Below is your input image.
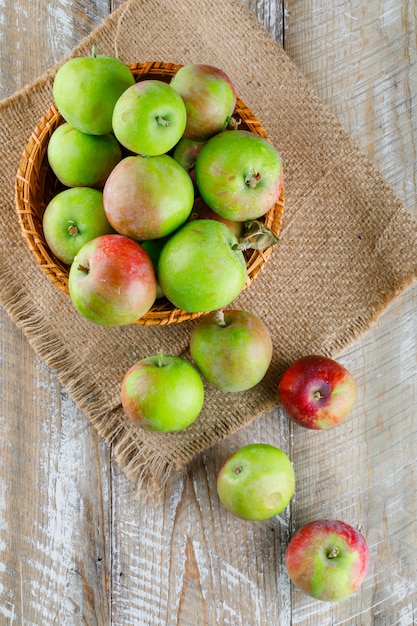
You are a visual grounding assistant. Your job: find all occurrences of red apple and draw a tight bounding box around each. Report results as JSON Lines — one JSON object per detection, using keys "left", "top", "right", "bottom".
{"left": 286, "top": 519, "right": 370, "bottom": 602}
{"left": 278, "top": 355, "right": 357, "bottom": 430}
{"left": 170, "top": 64, "right": 237, "bottom": 141}
{"left": 68, "top": 234, "right": 156, "bottom": 326}
{"left": 190, "top": 309, "right": 273, "bottom": 392}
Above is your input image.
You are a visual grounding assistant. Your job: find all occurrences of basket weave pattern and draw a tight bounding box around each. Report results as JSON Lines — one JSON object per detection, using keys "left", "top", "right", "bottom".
{"left": 15, "top": 61, "right": 284, "bottom": 326}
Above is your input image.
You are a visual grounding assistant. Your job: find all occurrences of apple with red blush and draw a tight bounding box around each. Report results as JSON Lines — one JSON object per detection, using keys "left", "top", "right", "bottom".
{"left": 286, "top": 519, "right": 370, "bottom": 602}
{"left": 170, "top": 63, "right": 237, "bottom": 141}
{"left": 278, "top": 355, "right": 357, "bottom": 430}
{"left": 68, "top": 233, "right": 156, "bottom": 326}
{"left": 190, "top": 309, "right": 272, "bottom": 392}
{"left": 173, "top": 136, "right": 206, "bottom": 171}
{"left": 103, "top": 154, "right": 194, "bottom": 240}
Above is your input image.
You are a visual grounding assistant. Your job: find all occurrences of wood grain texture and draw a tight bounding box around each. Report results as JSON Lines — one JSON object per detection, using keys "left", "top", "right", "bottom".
{"left": 0, "top": 3, "right": 113, "bottom": 624}
{"left": 284, "top": 2, "right": 417, "bottom": 623}
{"left": 0, "top": 0, "right": 416, "bottom": 624}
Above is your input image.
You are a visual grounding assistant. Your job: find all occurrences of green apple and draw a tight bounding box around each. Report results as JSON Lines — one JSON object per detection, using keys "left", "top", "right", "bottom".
{"left": 157, "top": 219, "right": 247, "bottom": 313}
{"left": 217, "top": 443, "right": 295, "bottom": 520}
{"left": 53, "top": 48, "right": 136, "bottom": 135}
{"left": 42, "top": 187, "right": 114, "bottom": 265}
{"left": 121, "top": 353, "right": 205, "bottom": 432}
{"left": 112, "top": 80, "right": 187, "bottom": 156}
{"left": 190, "top": 309, "right": 273, "bottom": 392}
{"left": 286, "top": 519, "right": 370, "bottom": 602}
{"left": 103, "top": 154, "right": 194, "bottom": 240}
{"left": 47, "top": 122, "right": 122, "bottom": 188}
{"left": 195, "top": 129, "right": 283, "bottom": 221}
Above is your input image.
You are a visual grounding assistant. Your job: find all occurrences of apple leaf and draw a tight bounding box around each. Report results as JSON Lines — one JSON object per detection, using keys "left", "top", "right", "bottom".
{"left": 233, "top": 220, "right": 280, "bottom": 251}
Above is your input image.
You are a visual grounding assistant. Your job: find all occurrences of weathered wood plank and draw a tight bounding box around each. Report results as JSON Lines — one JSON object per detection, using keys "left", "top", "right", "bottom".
{"left": 0, "top": 2, "right": 113, "bottom": 624}
{"left": 284, "top": 1, "right": 417, "bottom": 623}
{"left": 241, "top": 0, "right": 284, "bottom": 42}
{"left": 110, "top": 410, "right": 292, "bottom": 625}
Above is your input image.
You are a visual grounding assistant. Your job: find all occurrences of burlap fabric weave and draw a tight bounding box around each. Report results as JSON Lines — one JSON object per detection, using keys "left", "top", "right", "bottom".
{"left": 1, "top": 0, "right": 416, "bottom": 492}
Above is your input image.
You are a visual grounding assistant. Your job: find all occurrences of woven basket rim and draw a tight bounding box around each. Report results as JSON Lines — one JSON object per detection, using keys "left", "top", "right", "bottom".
{"left": 14, "top": 60, "right": 284, "bottom": 326}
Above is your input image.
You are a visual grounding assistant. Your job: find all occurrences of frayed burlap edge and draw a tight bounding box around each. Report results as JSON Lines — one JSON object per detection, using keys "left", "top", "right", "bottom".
{"left": 0, "top": 264, "right": 179, "bottom": 494}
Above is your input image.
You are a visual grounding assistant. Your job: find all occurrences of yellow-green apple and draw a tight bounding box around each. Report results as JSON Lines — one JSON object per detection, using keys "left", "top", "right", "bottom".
{"left": 157, "top": 219, "right": 247, "bottom": 313}
{"left": 103, "top": 154, "right": 194, "bottom": 240}
{"left": 68, "top": 234, "right": 156, "bottom": 326}
{"left": 278, "top": 355, "right": 357, "bottom": 430}
{"left": 195, "top": 129, "right": 283, "bottom": 221}
{"left": 47, "top": 122, "right": 122, "bottom": 188}
{"left": 286, "top": 519, "right": 370, "bottom": 602}
{"left": 43, "top": 187, "right": 114, "bottom": 265}
{"left": 190, "top": 309, "right": 273, "bottom": 392}
{"left": 216, "top": 443, "right": 295, "bottom": 520}
{"left": 170, "top": 64, "right": 237, "bottom": 141}
{"left": 53, "top": 49, "right": 135, "bottom": 135}
{"left": 121, "top": 353, "right": 204, "bottom": 432}
{"left": 112, "top": 80, "right": 187, "bottom": 156}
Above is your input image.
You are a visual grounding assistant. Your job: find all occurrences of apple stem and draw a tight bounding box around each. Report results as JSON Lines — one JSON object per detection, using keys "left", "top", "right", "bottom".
{"left": 68, "top": 224, "right": 79, "bottom": 237}
{"left": 244, "top": 169, "right": 262, "bottom": 189}
{"left": 313, "top": 389, "right": 324, "bottom": 400}
{"left": 157, "top": 349, "right": 166, "bottom": 367}
{"left": 226, "top": 116, "right": 241, "bottom": 130}
{"left": 156, "top": 116, "right": 170, "bottom": 127}
{"left": 77, "top": 263, "right": 89, "bottom": 275}
{"left": 214, "top": 309, "right": 227, "bottom": 327}
{"left": 92, "top": 44, "right": 97, "bottom": 58}
{"left": 327, "top": 547, "right": 339, "bottom": 559}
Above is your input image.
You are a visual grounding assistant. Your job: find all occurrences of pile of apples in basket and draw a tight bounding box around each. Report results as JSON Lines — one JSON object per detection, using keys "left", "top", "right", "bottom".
{"left": 45, "top": 50, "right": 282, "bottom": 325}
{"left": 44, "top": 49, "right": 370, "bottom": 603}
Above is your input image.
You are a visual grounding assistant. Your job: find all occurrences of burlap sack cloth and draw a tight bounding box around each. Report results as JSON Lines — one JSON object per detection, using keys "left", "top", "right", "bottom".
{"left": 1, "top": 0, "right": 416, "bottom": 492}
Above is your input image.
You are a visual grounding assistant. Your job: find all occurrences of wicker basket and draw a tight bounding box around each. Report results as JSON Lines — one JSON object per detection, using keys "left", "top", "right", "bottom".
{"left": 15, "top": 61, "right": 284, "bottom": 326}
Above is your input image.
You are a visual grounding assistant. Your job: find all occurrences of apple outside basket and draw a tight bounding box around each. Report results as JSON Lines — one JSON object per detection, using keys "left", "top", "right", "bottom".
{"left": 14, "top": 61, "right": 284, "bottom": 326}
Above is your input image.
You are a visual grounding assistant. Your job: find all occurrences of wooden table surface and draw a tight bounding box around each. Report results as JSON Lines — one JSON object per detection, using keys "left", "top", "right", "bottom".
{"left": 1, "top": 1, "right": 416, "bottom": 624}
